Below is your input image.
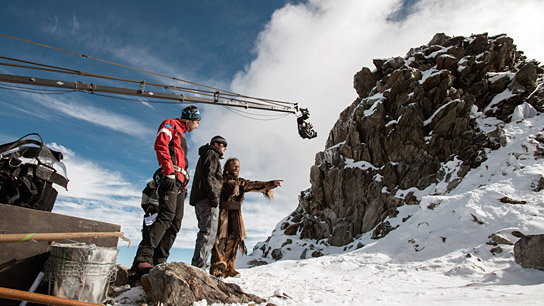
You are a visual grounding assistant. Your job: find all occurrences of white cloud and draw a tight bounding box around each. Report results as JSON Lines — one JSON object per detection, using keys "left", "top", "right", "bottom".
{"left": 47, "top": 143, "right": 142, "bottom": 244}
{"left": 110, "top": 45, "right": 181, "bottom": 83}
{"left": 72, "top": 13, "right": 80, "bottom": 33}
{"left": 0, "top": 100, "right": 53, "bottom": 121}
{"left": 191, "top": 0, "right": 544, "bottom": 248}
{"left": 51, "top": 143, "right": 140, "bottom": 201}
{"left": 45, "top": 15, "right": 60, "bottom": 34}
{"left": 137, "top": 98, "right": 156, "bottom": 110}
{"left": 29, "top": 93, "right": 155, "bottom": 138}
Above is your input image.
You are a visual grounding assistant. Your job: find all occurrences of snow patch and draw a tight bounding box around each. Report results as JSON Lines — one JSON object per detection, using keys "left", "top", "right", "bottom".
{"left": 344, "top": 158, "right": 378, "bottom": 170}
{"left": 485, "top": 88, "right": 515, "bottom": 112}
{"left": 511, "top": 102, "right": 538, "bottom": 121}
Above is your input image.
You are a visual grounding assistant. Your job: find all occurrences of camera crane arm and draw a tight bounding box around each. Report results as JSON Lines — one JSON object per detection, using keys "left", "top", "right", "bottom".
{"left": 0, "top": 72, "right": 317, "bottom": 139}
{"left": 0, "top": 34, "right": 317, "bottom": 138}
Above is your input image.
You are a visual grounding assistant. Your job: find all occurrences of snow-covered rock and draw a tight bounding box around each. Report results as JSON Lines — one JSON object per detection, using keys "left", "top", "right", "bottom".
{"left": 245, "top": 32, "right": 544, "bottom": 264}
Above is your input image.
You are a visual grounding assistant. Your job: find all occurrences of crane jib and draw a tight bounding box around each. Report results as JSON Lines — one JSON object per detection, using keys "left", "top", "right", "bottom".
{"left": 0, "top": 72, "right": 317, "bottom": 139}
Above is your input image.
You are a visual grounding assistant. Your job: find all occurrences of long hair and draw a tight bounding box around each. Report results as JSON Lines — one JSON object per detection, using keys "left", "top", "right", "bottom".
{"left": 224, "top": 158, "right": 239, "bottom": 176}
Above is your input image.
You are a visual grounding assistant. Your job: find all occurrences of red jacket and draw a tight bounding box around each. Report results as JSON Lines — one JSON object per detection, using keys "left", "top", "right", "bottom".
{"left": 154, "top": 118, "right": 189, "bottom": 186}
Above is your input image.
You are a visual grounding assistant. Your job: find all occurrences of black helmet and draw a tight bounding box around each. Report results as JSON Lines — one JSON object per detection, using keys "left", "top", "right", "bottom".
{"left": 181, "top": 106, "right": 201, "bottom": 121}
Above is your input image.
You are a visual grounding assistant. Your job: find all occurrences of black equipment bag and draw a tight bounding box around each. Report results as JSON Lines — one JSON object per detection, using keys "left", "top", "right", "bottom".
{"left": 141, "top": 180, "right": 159, "bottom": 215}
{"left": 0, "top": 133, "right": 69, "bottom": 211}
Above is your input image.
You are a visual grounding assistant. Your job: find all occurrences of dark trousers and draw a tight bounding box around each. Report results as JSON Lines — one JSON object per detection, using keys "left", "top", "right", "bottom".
{"left": 134, "top": 179, "right": 186, "bottom": 266}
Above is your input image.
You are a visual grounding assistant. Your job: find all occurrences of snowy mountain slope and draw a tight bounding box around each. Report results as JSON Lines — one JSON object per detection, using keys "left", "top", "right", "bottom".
{"left": 239, "top": 32, "right": 544, "bottom": 266}
{"left": 239, "top": 107, "right": 544, "bottom": 263}
{"left": 228, "top": 246, "right": 544, "bottom": 305}
{"left": 222, "top": 112, "right": 544, "bottom": 305}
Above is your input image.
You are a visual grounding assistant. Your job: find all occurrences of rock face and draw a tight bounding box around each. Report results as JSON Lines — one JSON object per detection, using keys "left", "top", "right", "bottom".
{"left": 514, "top": 234, "right": 544, "bottom": 271}
{"left": 254, "top": 33, "right": 544, "bottom": 258}
{"left": 140, "top": 262, "right": 265, "bottom": 306}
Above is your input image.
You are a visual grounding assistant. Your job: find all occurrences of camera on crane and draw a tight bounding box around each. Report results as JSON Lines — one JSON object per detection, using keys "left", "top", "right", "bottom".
{"left": 296, "top": 108, "right": 317, "bottom": 139}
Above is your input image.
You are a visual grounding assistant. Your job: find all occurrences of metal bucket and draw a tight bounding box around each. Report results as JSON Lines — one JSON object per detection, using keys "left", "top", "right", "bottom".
{"left": 44, "top": 242, "right": 118, "bottom": 303}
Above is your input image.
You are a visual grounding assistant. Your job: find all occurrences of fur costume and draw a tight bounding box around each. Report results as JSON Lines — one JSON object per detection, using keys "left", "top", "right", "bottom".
{"left": 209, "top": 172, "right": 276, "bottom": 277}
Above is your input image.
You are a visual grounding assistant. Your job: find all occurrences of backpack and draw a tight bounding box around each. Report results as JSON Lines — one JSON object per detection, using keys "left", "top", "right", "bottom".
{"left": 141, "top": 180, "right": 159, "bottom": 215}
{"left": 140, "top": 168, "right": 164, "bottom": 215}
{"left": 0, "top": 133, "right": 69, "bottom": 211}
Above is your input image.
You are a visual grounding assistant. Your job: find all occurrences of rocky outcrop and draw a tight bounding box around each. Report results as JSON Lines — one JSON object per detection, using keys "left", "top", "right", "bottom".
{"left": 514, "top": 234, "right": 544, "bottom": 271}
{"left": 254, "top": 33, "right": 544, "bottom": 258}
{"left": 140, "top": 262, "right": 265, "bottom": 306}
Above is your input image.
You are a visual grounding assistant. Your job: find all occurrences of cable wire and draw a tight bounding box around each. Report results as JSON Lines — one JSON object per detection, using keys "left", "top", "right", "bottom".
{"left": 222, "top": 106, "right": 291, "bottom": 121}
{"left": 0, "top": 83, "right": 77, "bottom": 95}
{"left": 0, "top": 32, "right": 297, "bottom": 108}
{"left": 0, "top": 56, "right": 293, "bottom": 111}
{"left": 83, "top": 91, "right": 182, "bottom": 104}
{"left": 0, "top": 82, "right": 289, "bottom": 122}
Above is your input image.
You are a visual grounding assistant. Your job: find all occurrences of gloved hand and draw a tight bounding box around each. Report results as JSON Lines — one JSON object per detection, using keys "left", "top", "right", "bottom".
{"left": 146, "top": 203, "right": 159, "bottom": 215}
{"left": 160, "top": 174, "right": 176, "bottom": 193}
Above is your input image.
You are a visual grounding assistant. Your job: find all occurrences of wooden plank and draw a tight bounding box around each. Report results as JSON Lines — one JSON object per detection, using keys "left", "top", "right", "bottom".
{"left": 0, "top": 286, "right": 103, "bottom": 306}
{"left": 0, "top": 232, "right": 128, "bottom": 243}
{"left": 0, "top": 204, "right": 121, "bottom": 303}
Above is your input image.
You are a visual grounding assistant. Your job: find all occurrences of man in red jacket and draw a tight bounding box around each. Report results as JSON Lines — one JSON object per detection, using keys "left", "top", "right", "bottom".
{"left": 132, "top": 105, "right": 200, "bottom": 275}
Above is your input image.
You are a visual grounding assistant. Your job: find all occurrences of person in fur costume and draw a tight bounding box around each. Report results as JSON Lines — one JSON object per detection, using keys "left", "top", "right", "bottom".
{"left": 210, "top": 157, "right": 282, "bottom": 277}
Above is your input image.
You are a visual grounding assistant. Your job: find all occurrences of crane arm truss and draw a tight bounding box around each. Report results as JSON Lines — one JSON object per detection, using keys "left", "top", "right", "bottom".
{"left": 0, "top": 73, "right": 296, "bottom": 114}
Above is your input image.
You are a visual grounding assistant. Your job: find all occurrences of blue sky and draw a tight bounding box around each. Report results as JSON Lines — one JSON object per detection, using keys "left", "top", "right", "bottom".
{"left": 0, "top": 0, "right": 291, "bottom": 172}
{"left": 0, "top": 0, "right": 302, "bottom": 265}
{"left": 2, "top": 0, "right": 543, "bottom": 266}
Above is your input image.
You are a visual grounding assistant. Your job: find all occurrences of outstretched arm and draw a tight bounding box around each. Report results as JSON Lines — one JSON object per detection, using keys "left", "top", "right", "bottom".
{"left": 240, "top": 179, "right": 283, "bottom": 199}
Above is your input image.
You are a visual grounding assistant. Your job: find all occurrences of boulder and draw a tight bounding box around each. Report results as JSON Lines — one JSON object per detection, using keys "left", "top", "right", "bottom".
{"left": 514, "top": 234, "right": 544, "bottom": 271}
{"left": 140, "top": 262, "right": 265, "bottom": 306}
{"left": 113, "top": 264, "right": 130, "bottom": 287}
{"left": 353, "top": 67, "right": 375, "bottom": 98}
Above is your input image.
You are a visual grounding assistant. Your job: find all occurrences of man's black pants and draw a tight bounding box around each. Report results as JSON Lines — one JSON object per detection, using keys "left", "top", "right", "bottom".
{"left": 134, "top": 179, "right": 186, "bottom": 265}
